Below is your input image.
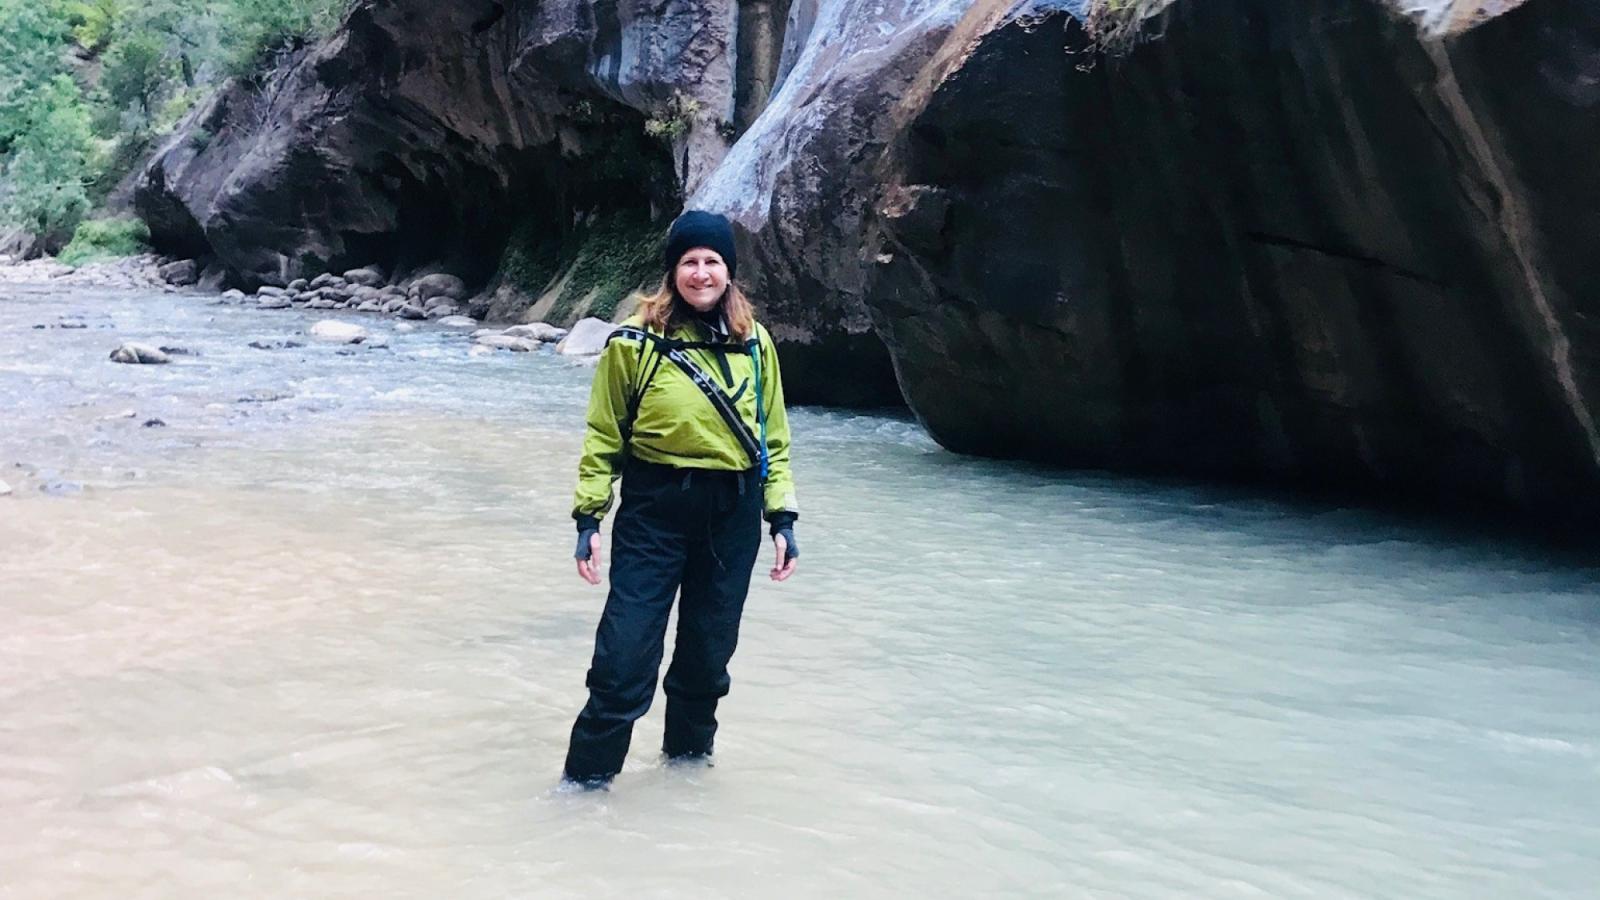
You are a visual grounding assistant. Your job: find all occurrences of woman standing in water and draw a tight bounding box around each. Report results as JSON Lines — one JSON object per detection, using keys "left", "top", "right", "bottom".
{"left": 563, "top": 210, "right": 800, "bottom": 789}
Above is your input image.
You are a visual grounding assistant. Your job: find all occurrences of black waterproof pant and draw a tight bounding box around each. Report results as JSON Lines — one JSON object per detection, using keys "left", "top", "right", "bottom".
{"left": 563, "top": 459, "right": 763, "bottom": 782}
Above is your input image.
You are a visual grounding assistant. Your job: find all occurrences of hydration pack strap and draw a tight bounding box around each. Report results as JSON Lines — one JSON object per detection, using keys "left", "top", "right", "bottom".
{"left": 610, "top": 326, "right": 766, "bottom": 473}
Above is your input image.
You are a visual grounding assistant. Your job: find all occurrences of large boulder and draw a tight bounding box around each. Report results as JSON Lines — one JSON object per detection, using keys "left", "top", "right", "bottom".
{"left": 157, "top": 259, "right": 198, "bottom": 286}
{"left": 860, "top": 0, "right": 1600, "bottom": 518}
{"left": 556, "top": 317, "right": 620, "bottom": 356}
{"left": 411, "top": 273, "right": 467, "bottom": 302}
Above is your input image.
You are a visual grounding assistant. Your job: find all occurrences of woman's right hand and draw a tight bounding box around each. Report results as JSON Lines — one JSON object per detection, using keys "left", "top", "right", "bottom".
{"left": 575, "top": 529, "right": 603, "bottom": 585}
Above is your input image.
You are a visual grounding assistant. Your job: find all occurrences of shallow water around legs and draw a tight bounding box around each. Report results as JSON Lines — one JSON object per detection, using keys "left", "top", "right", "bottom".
{"left": 3, "top": 286, "right": 1599, "bottom": 898}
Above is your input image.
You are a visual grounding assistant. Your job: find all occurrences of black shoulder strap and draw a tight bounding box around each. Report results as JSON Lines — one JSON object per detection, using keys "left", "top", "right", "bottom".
{"left": 611, "top": 325, "right": 763, "bottom": 468}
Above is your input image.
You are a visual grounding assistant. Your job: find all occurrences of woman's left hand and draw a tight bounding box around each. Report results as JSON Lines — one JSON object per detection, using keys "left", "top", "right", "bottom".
{"left": 770, "top": 532, "right": 798, "bottom": 581}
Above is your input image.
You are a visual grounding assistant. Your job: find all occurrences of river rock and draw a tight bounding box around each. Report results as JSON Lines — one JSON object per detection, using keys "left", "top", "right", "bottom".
{"left": 356, "top": 300, "right": 383, "bottom": 312}
{"left": 257, "top": 296, "right": 291, "bottom": 310}
{"left": 396, "top": 304, "right": 428, "bottom": 320}
{"left": 425, "top": 304, "right": 460, "bottom": 319}
{"left": 247, "top": 339, "right": 304, "bottom": 350}
{"left": 287, "top": 278, "right": 309, "bottom": 291}
{"left": 411, "top": 273, "right": 467, "bottom": 302}
{"left": 468, "top": 344, "right": 495, "bottom": 357}
{"left": 556, "top": 317, "right": 619, "bottom": 356}
{"left": 238, "top": 388, "right": 292, "bottom": 403}
{"left": 109, "top": 343, "right": 170, "bottom": 364}
{"left": 344, "top": 266, "right": 385, "bottom": 287}
{"left": 309, "top": 320, "right": 369, "bottom": 343}
{"left": 222, "top": 288, "right": 245, "bottom": 301}
{"left": 434, "top": 315, "right": 478, "bottom": 328}
{"left": 505, "top": 322, "right": 568, "bottom": 342}
{"left": 256, "top": 285, "right": 286, "bottom": 297}
{"left": 41, "top": 479, "right": 83, "bottom": 497}
{"left": 309, "top": 273, "right": 340, "bottom": 289}
{"left": 474, "top": 335, "right": 540, "bottom": 352}
{"left": 306, "top": 298, "right": 338, "bottom": 309}
{"left": 394, "top": 322, "right": 416, "bottom": 333}
{"left": 158, "top": 259, "right": 198, "bottom": 285}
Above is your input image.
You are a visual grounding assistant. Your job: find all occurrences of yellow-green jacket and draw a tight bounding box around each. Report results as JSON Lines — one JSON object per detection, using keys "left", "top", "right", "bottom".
{"left": 572, "top": 313, "right": 798, "bottom": 523}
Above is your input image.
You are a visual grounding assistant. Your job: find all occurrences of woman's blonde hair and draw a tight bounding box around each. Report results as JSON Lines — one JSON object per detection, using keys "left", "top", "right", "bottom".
{"left": 635, "top": 273, "right": 756, "bottom": 339}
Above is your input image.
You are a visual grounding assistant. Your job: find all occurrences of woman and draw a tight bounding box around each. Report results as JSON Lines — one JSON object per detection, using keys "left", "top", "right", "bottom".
{"left": 563, "top": 210, "right": 799, "bottom": 789}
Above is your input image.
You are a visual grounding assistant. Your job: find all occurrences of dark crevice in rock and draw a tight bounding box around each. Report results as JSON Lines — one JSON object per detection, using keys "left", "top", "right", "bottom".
{"left": 472, "top": 3, "right": 506, "bottom": 34}
{"left": 734, "top": 0, "right": 792, "bottom": 131}
{"left": 1243, "top": 231, "right": 1447, "bottom": 287}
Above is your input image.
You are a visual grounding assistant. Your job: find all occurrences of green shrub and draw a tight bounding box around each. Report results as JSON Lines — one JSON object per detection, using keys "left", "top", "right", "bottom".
{"left": 57, "top": 216, "right": 150, "bottom": 264}
{"left": 221, "top": 0, "right": 346, "bottom": 77}
{"left": 643, "top": 93, "right": 701, "bottom": 142}
{"left": 0, "top": 75, "right": 96, "bottom": 246}
{"left": 61, "top": 0, "right": 123, "bottom": 54}
{"left": 85, "top": 130, "right": 150, "bottom": 204}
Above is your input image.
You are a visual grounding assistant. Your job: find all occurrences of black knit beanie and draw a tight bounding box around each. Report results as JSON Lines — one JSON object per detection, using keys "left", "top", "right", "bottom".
{"left": 663, "top": 210, "right": 737, "bottom": 279}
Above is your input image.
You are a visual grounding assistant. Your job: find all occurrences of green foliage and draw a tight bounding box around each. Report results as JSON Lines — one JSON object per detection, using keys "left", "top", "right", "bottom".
{"left": 0, "top": 75, "right": 95, "bottom": 245}
{"left": 643, "top": 93, "right": 701, "bottom": 142}
{"left": 0, "top": 1, "right": 72, "bottom": 152}
{"left": 547, "top": 211, "right": 664, "bottom": 323}
{"left": 57, "top": 215, "right": 149, "bottom": 264}
{"left": 103, "top": 30, "right": 172, "bottom": 116}
{"left": 85, "top": 130, "right": 150, "bottom": 204}
{"left": 154, "top": 85, "right": 206, "bottom": 135}
{"left": 61, "top": 0, "right": 123, "bottom": 53}
{"left": 498, "top": 210, "right": 663, "bottom": 323}
{"left": 220, "top": 0, "right": 345, "bottom": 77}
{"left": 499, "top": 217, "right": 563, "bottom": 295}
{"left": 0, "top": 0, "right": 350, "bottom": 250}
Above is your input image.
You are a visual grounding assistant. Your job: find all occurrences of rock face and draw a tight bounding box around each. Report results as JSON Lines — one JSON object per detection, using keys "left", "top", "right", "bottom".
{"left": 129, "top": 0, "right": 1600, "bottom": 516}
{"left": 862, "top": 0, "right": 1600, "bottom": 517}
{"left": 132, "top": 0, "right": 898, "bottom": 406}
{"left": 134, "top": 0, "right": 729, "bottom": 288}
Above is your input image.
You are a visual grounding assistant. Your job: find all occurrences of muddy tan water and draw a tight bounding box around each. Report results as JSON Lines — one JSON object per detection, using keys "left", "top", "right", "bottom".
{"left": 2, "top": 285, "right": 1599, "bottom": 898}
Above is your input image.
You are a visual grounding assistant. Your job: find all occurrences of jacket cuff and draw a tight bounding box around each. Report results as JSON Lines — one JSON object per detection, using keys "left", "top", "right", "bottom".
{"left": 765, "top": 510, "right": 797, "bottom": 535}
{"left": 573, "top": 512, "right": 601, "bottom": 533}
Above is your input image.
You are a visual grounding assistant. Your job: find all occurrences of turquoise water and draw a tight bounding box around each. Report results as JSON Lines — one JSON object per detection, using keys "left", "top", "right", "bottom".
{"left": 2, "top": 284, "right": 1598, "bottom": 898}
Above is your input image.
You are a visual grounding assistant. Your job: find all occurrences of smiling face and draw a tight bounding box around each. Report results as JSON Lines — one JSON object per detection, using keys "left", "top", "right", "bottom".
{"left": 673, "top": 247, "right": 729, "bottom": 313}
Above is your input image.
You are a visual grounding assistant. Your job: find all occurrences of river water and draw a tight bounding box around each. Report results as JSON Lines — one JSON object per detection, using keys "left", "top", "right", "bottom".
{"left": 2, "top": 284, "right": 1598, "bottom": 899}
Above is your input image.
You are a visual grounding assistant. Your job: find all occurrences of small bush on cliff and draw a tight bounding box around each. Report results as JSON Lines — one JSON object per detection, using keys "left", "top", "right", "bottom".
{"left": 644, "top": 93, "right": 701, "bottom": 142}
{"left": 1083, "top": 0, "right": 1177, "bottom": 54}
{"left": 221, "top": 0, "right": 347, "bottom": 76}
{"left": 58, "top": 216, "right": 150, "bottom": 265}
